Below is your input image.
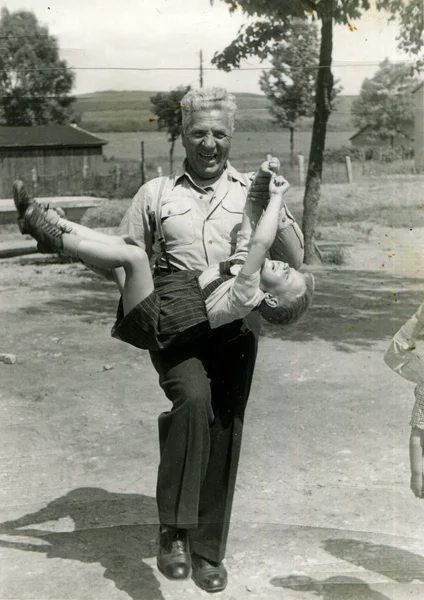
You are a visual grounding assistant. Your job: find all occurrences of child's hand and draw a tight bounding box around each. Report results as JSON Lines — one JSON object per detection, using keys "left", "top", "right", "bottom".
{"left": 269, "top": 174, "right": 290, "bottom": 196}
{"left": 410, "top": 473, "right": 424, "bottom": 498}
{"left": 248, "top": 155, "right": 281, "bottom": 204}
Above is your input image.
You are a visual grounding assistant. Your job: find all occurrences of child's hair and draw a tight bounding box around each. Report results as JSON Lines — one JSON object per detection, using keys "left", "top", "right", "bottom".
{"left": 258, "top": 272, "right": 315, "bottom": 325}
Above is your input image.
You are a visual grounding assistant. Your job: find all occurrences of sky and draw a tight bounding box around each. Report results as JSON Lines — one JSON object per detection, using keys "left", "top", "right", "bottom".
{"left": 2, "top": 0, "right": 414, "bottom": 97}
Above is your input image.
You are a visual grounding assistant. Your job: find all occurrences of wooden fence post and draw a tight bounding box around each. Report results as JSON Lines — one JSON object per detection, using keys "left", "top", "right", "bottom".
{"left": 141, "top": 141, "right": 146, "bottom": 185}
{"left": 345, "top": 156, "right": 353, "bottom": 183}
{"left": 31, "top": 167, "right": 38, "bottom": 196}
{"left": 157, "top": 166, "right": 163, "bottom": 178}
{"left": 297, "top": 154, "right": 305, "bottom": 186}
{"left": 115, "top": 164, "right": 121, "bottom": 190}
{"left": 83, "top": 156, "right": 89, "bottom": 180}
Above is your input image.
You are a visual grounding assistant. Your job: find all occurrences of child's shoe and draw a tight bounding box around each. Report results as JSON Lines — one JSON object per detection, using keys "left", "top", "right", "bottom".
{"left": 23, "top": 203, "right": 72, "bottom": 254}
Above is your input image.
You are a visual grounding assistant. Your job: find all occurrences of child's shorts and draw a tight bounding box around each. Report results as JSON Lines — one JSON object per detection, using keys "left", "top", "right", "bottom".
{"left": 111, "top": 269, "right": 211, "bottom": 351}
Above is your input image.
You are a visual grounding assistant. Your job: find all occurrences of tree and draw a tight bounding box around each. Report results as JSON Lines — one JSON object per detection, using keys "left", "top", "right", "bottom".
{"left": 0, "top": 8, "right": 75, "bottom": 126}
{"left": 150, "top": 86, "right": 191, "bottom": 175}
{"left": 259, "top": 19, "right": 319, "bottom": 167}
{"left": 351, "top": 58, "right": 419, "bottom": 147}
{"left": 212, "top": 0, "right": 406, "bottom": 263}
{"left": 392, "top": 0, "right": 424, "bottom": 70}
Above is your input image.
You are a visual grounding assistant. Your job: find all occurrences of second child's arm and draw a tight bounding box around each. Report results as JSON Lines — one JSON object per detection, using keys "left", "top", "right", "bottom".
{"left": 241, "top": 175, "right": 290, "bottom": 276}
{"left": 410, "top": 428, "right": 424, "bottom": 498}
{"left": 384, "top": 303, "right": 424, "bottom": 385}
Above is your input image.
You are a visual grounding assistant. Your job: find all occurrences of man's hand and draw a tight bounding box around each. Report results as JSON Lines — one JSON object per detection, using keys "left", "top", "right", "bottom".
{"left": 248, "top": 155, "right": 281, "bottom": 205}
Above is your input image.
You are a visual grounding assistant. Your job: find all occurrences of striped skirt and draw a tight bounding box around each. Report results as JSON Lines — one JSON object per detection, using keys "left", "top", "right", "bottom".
{"left": 111, "top": 270, "right": 211, "bottom": 351}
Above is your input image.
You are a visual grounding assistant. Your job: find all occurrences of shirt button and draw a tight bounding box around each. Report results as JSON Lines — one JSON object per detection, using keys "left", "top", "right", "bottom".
{"left": 282, "top": 217, "right": 287, "bottom": 222}
{"left": 199, "top": 195, "right": 204, "bottom": 199}
{"left": 208, "top": 240, "right": 213, "bottom": 244}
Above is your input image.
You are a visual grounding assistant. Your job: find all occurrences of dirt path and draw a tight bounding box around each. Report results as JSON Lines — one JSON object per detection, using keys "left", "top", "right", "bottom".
{"left": 1, "top": 228, "right": 424, "bottom": 599}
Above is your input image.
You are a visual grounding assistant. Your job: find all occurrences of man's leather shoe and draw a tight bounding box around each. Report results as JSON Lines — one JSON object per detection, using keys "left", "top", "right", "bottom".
{"left": 191, "top": 553, "right": 228, "bottom": 593}
{"left": 157, "top": 527, "right": 191, "bottom": 580}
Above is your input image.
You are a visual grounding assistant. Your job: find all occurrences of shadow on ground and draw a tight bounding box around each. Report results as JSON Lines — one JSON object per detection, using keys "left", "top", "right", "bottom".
{"left": 12, "top": 263, "right": 424, "bottom": 351}
{"left": 270, "top": 574, "right": 391, "bottom": 599}
{"left": 262, "top": 268, "right": 424, "bottom": 350}
{"left": 323, "top": 538, "right": 424, "bottom": 583}
{"left": 0, "top": 487, "right": 162, "bottom": 600}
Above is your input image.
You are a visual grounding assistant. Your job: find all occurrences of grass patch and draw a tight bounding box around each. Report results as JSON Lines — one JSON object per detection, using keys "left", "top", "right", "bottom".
{"left": 284, "top": 176, "right": 424, "bottom": 228}
{"left": 322, "top": 247, "right": 349, "bottom": 266}
{"left": 81, "top": 199, "right": 132, "bottom": 229}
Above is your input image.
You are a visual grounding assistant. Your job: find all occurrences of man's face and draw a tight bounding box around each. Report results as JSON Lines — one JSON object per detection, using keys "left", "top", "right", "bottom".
{"left": 182, "top": 109, "right": 233, "bottom": 181}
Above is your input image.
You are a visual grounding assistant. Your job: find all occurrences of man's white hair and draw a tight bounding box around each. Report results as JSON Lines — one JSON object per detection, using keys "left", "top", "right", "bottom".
{"left": 181, "top": 87, "right": 237, "bottom": 132}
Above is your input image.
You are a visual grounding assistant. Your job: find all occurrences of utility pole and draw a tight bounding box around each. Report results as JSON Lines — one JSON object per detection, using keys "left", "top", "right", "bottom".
{"left": 199, "top": 49, "right": 204, "bottom": 88}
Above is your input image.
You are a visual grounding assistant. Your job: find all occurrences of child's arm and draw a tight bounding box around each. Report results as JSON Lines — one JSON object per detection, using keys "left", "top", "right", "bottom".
{"left": 409, "top": 428, "right": 424, "bottom": 498}
{"left": 241, "top": 175, "right": 290, "bottom": 276}
{"left": 384, "top": 303, "right": 424, "bottom": 385}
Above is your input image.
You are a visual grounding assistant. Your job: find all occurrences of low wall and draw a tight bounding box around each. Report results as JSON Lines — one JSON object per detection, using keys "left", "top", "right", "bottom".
{"left": 0, "top": 196, "right": 103, "bottom": 226}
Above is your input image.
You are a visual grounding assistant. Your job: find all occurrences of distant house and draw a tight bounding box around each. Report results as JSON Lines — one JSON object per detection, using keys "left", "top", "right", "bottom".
{"left": 413, "top": 81, "right": 424, "bottom": 172}
{"left": 349, "top": 124, "right": 414, "bottom": 149}
{"left": 0, "top": 124, "right": 107, "bottom": 198}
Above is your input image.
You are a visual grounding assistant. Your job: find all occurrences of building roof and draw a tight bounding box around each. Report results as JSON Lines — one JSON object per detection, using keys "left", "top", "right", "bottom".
{"left": 349, "top": 124, "right": 371, "bottom": 141}
{"left": 0, "top": 125, "right": 107, "bottom": 149}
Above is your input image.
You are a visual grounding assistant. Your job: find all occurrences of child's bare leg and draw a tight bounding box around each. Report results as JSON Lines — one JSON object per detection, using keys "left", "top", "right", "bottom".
{"left": 55, "top": 217, "right": 128, "bottom": 293}
{"left": 66, "top": 236, "right": 154, "bottom": 314}
{"left": 409, "top": 427, "right": 424, "bottom": 498}
{"left": 56, "top": 217, "right": 127, "bottom": 246}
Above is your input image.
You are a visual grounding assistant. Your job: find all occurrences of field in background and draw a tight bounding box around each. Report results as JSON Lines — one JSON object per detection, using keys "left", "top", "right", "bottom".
{"left": 75, "top": 90, "right": 356, "bottom": 133}
{"left": 101, "top": 130, "right": 355, "bottom": 166}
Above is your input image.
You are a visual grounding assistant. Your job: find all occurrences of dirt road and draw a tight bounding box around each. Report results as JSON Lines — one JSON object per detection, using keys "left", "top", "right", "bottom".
{"left": 1, "top": 225, "right": 424, "bottom": 599}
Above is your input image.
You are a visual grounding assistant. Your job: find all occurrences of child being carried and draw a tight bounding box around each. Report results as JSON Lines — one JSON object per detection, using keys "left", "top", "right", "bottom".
{"left": 13, "top": 160, "right": 314, "bottom": 352}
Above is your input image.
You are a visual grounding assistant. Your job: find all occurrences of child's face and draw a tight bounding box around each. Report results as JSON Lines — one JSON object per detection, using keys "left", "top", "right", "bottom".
{"left": 260, "top": 259, "right": 306, "bottom": 300}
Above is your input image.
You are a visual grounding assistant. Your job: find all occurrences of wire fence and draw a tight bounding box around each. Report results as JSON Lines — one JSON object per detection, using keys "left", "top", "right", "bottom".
{"left": 0, "top": 155, "right": 418, "bottom": 201}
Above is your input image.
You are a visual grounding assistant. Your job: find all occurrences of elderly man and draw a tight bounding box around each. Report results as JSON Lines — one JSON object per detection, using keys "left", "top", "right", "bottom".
{"left": 117, "top": 87, "right": 304, "bottom": 593}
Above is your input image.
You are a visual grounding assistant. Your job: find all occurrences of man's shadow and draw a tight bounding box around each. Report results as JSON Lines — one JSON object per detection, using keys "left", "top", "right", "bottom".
{"left": 0, "top": 487, "right": 163, "bottom": 600}
{"left": 270, "top": 574, "right": 391, "bottom": 600}
{"left": 323, "top": 538, "right": 424, "bottom": 584}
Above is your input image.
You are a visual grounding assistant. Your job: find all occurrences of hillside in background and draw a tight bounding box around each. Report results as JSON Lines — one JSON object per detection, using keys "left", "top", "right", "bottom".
{"left": 75, "top": 90, "right": 356, "bottom": 133}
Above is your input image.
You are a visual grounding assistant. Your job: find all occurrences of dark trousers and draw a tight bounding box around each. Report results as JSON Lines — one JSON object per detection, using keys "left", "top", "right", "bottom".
{"left": 149, "top": 319, "right": 259, "bottom": 563}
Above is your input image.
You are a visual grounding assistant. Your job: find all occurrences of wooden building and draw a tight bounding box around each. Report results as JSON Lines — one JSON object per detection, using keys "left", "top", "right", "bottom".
{"left": 0, "top": 125, "right": 107, "bottom": 198}
{"left": 349, "top": 124, "right": 414, "bottom": 150}
{"left": 413, "top": 81, "right": 424, "bottom": 172}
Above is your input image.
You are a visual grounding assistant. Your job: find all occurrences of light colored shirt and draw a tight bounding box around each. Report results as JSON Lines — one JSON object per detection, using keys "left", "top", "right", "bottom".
{"left": 384, "top": 310, "right": 424, "bottom": 429}
{"left": 116, "top": 161, "right": 304, "bottom": 273}
{"left": 198, "top": 255, "right": 264, "bottom": 329}
{"left": 384, "top": 314, "right": 424, "bottom": 386}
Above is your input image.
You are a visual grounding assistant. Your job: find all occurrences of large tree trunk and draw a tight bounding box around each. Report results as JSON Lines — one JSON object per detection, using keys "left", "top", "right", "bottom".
{"left": 169, "top": 139, "right": 175, "bottom": 175}
{"left": 289, "top": 126, "right": 294, "bottom": 168}
{"left": 302, "top": 1, "right": 334, "bottom": 264}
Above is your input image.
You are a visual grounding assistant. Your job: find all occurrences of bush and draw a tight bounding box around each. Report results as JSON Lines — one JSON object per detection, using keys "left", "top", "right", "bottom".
{"left": 81, "top": 199, "right": 132, "bottom": 229}
{"left": 324, "top": 145, "right": 414, "bottom": 164}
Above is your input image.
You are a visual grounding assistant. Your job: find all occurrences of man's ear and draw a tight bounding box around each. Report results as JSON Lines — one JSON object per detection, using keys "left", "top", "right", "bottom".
{"left": 264, "top": 293, "right": 278, "bottom": 308}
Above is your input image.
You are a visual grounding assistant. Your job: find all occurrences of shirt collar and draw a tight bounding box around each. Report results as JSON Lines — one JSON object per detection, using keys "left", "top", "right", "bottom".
{"left": 172, "top": 160, "right": 248, "bottom": 189}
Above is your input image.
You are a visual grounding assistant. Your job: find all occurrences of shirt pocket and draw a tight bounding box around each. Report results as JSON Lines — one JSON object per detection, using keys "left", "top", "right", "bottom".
{"left": 220, "top": 196, "right": 244, "bottom": 244}
{"left": 160, "top": 198, "right": 195, "bottom": 247}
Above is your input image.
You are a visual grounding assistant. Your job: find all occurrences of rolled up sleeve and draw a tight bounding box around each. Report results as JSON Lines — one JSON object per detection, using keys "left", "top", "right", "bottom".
{"left": 384, "top": 319, "right": 424, "bottom": 386}
{"left": 270, "top": 202, "right": 304, "bottom": 269}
